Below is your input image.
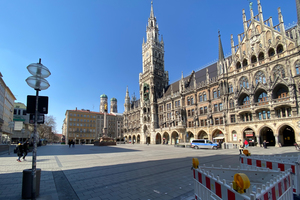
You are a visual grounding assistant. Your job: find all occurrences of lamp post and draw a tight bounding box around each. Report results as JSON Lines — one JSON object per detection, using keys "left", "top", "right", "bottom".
{"left": 25, "top": 58, "right": 50, "bottom": 199}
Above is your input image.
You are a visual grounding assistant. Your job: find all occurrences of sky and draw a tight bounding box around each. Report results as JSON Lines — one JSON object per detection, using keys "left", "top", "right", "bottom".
{"left": 0, "top": 0, "right": 297, "bottom": 133}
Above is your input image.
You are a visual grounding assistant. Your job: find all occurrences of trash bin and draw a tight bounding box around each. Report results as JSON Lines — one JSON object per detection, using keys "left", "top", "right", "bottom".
{"left": 22, "top": 168, "right": 41, "bottom": 199}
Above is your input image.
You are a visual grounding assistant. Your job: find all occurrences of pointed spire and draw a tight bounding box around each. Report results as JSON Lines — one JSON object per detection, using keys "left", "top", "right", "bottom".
{"left": 297, "top": 0, "right": 300, "bottom": 25}
{"left": 126, "top": 86, "right": 129, "bottom": 97}
{"left": 161, "top": 34, "right": 164, "bottom": 43}
{"left": 181, "top": 71, "right": 184, "bottom": 79}
{"left": 143, "top": 37, "right": 145, "bottom": 44}
{"left": 150, "top": 1, "right": 154, "bottom": 18}
{"left": 218, "top": 31, "right": 224, "bottom": 61}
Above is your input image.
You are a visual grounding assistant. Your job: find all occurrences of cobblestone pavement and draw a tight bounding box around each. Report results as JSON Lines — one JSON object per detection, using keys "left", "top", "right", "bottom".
{"left": 0, "top": 144, "right": 299, "bottom": 200}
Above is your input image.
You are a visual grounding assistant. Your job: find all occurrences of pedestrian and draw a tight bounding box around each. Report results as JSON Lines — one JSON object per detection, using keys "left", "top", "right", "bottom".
{"left": 239, "top": 139, "right": 244, "bottom": 155}
{"left": 16, "top": 143, "right": 23, "bottom": 162}
{"left": 263, "top": 140, "right": 268, "bottom": 149}
{"left": 218, "top": 140, "right": 222, "bottom": 149}
{"left": 72, "top": 140, "right": 75, "bottom": 147}
{"left": 69, "top": 140, "right": 71, "bottom": 148}
{"left": 244, "top": 139, "right": 249, "bottom": 148}
{"left": 22, "top": 141, "right": 29, "bottom": 161}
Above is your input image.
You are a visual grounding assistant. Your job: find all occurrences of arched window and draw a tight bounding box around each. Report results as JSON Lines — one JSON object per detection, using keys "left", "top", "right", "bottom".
{"left": 273, "top": 65, "right": 285, "bottom": 79}
{"left": 203, "top": 93, "right": 207, "bottom": 101}
{"left": 251, "top": 55, "right": 257, "bottom": 63}
{"left": 199, "top": 94, "right": 203, "bottom": 102}
{"left": 268, "top": 48, "right": 275, "bottom": 57}
{"left": 187, "top": 97, "right": 190, "bottom": 105}
{"left": 243, "top": 96, "right": 250, "bottom": 105}
{"left": 239, "top": 76, "right": 249, "bottom": 89}
{"left": 242, "top": 59, "right": 248, "bottom": 67}
{"left": 229, "top": 99, "right": 234, "bottom": 108}
{"left": 213, "top": 90, "right": 217, "bottom": 99}
{"left": 191, "top": 96, "right": 194, "bottom": 105}
{"left": 276, "top": 44, "right": 283, "bottom": 54}
{"left": 236, "top": 62, "right": 241, "bottom": 69}
{"left": 258, "top": 92, "right": 268, "bottom": 102}
{"left": 255, "top": 71, "right": 266, "bottom": 84}
{"left": 258, "top": 52, "right": 264, "bottom": 61}
{"left": 276, "top": 88, "right": 288, "bottom": 99}
{"left": 295, "top": 60, "right": 300, "bottom": 75}
{"left": 228, "top": 84, "right": 233, "bottom": 93}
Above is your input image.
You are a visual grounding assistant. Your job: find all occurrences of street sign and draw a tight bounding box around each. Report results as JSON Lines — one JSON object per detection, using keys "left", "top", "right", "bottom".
{"left": 29, "top": 114, "right": 45, "bottom": 124}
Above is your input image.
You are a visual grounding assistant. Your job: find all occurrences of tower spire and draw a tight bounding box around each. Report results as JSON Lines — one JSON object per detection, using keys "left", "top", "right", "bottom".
{"left": 218, "top": 31, "right": 224, "bottom": 61}
{"left": 150, "top": 1, "right": 154, "bottom": 18}
{"left": 296, "top": 0, "right": 300, "bottom": 25}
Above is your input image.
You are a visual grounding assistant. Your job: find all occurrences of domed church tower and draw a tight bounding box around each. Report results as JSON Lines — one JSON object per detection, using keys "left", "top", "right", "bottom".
{"left": 110, "top": 97, "right": 118, "bottom": 113}
{"left": 99, "top": 94, "right": 108, "bottom": 113}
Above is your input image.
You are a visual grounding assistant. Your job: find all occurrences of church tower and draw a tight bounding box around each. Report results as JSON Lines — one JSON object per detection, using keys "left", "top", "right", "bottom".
{"left": 124, "top": 86, "right": 130, "bottom": 113}
{"left": 139, "top": 1, "right": 169, "bottom": 132}
{"left": 110, "top": 98, "right": 118, "bottom": 113}
{"left": 100, "top": 94, "right": 108, "bottom": 113}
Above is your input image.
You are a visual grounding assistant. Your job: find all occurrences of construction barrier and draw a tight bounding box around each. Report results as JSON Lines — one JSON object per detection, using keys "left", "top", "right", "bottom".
{"left": 240, "top": 154, "right": 300, "bottom": 196}
{"left": 193, "top": 164, "right": 293, "bottom": 200}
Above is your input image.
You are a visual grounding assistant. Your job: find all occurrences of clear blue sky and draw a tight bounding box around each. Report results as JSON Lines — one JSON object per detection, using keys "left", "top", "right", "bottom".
{"left": 0, "top": 0, "right": 297, "bottom": 133}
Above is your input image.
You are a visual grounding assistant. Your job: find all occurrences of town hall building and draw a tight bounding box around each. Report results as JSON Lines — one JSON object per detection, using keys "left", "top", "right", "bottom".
{"left": 122, "top": 0, "right": 300, "bottom": 147}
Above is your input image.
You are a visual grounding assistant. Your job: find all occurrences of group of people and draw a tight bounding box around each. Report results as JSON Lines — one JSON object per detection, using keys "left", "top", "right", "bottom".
{"left": 68, "top": 140, "right": 75, "bottom": 147}
{"left": 16, "top": 141, "right": 29, "bottom": 162}
{"left": 239, "top": 139, "right": 269, "bottom": 154}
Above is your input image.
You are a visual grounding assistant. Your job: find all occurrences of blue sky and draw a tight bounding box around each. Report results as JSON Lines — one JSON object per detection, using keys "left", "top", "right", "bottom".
{"left": 0, "top": 0, "right": 297, "bottom": 133}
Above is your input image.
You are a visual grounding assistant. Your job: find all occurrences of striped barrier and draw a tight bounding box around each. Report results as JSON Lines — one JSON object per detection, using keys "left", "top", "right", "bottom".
{"left": 240, "top": 155, "right": 300, "bottom": 196}
{"left": 193, "top": 165, "right": 293, "bottom": 200}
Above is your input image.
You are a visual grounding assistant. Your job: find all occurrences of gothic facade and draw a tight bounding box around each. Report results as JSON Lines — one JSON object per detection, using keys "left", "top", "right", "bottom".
{"left": 123, "top": 0, "right": 300, "bottom": 147}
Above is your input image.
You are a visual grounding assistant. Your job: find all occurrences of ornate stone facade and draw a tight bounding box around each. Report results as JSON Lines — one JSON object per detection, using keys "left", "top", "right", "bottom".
{"left": 123, "top": 0, "right": 300, "bottom": 147}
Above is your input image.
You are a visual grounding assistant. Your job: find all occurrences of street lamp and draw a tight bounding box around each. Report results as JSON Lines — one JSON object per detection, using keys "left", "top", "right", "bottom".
{"left": 25, "top": 58, "right": 50, "bottom": 199}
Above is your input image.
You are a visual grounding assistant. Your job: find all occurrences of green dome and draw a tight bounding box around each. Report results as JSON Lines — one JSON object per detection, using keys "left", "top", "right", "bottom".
{"left": 100, "top": 94, "right": 107, "bottom": 98}
{"left": 111, "top": 97, "right": 117, "bottom": 101}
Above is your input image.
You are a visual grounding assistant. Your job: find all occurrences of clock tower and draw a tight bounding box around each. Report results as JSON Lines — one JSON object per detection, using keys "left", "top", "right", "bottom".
{"left": 140, "top": 1, "right": 169, "bottom": 133}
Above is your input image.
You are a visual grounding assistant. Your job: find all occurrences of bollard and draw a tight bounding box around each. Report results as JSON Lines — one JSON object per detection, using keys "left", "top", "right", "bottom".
{"left": 22, "top": 168, "right": 41, "bottom": 199}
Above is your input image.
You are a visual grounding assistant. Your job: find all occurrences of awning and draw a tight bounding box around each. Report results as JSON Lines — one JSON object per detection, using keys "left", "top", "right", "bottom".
{"left": 213, "top": 136, "right": 225, "bottom": 140}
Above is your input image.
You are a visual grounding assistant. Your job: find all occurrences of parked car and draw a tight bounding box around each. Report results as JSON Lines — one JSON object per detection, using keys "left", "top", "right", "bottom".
{"left": 191, "top": 139, "right": 218, "bottom": 150}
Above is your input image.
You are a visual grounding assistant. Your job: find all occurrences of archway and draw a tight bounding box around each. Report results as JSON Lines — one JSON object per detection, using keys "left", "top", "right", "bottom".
{"left": 243, "top": 128, "right": 256, "bottom": 146}
{"left": 146, "top": 137, "right": 150, "bottom": 144}
{"left": 137, "top": 135, "right": 140, "bottom": 144}
{"left": 197, "top": 130, "right": 208, "bottom": 139}
{"left": 212, "top": 129, "right": 225, "bottom": 142}
{"left": 278, "top": 125, "right": 295, "bottom": 146}
{"left": 128, "top": 135, "right": 132, "bottom": 143}
{"left": 133, "top": 135, "right": 136, "bottom": 144}
{"left": 163, "top": 132, "right": 169, "bottom": 144}
{"left": 187, "top": 131, "right": 194, "bottom": 143}
{"left": 156, "top": 133, "right": 162, "bottom": 144}
{"left": 171, "top": 131, "right": 179, "bottom": 144}
{"left": 260, "top": 127, "right": 275, "bottom": 146}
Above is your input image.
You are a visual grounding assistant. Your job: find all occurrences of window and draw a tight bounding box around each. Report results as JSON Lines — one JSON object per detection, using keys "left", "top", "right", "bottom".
{"left": 229, "top": 99, "right": 234, "bottom": 108}
{"left": 258, "top": 52, "right": 264, "bottom": 61}
{"left": 200, "top": 107, "right": 203, "bottom": 115}
{"left": 220, "top": 117, "right": 223, "bottom": 124}
{"left": 201, "top": 120, "right": 204, "bottom": 126}
{"left": 255, "top": 71, "right": 266, "bottom": 84}
{"left": 191, "top": 97, "right": 194, "bottom": 105}
{"left": 219, "top": 103, "right": 223, "bottom": 111}
{"left": 239, "top": 76, "right": 249, "bottom": 89}
{"left": 258, "top": 92, "right": 268, "bottom": 102}
{"left": 215, "top": 118, "right": 219, "bottom": 125}
{"left": 199, "top": 95, "right": 203, "bottom": 102}
{"left": 23, "top": 110, "right": 26, "bottom": 115}
{"left": 295, "top": 61, "right": 300, "bottom": 75}
{"left": 218, "top": 89, "right": 220, "bottom": 97}
{"left": 230, "top": 115, "right": 236, "bottom": 123}
{"left": 188, "top": 110, "right": 191, "bottom": 117}
{"left": 268, "top": 48, "right": 275, "bottom": 57}
{"left": 243, "top": 96, "right": 250, "bottom": 105}
{"left": 204, "top": 106, "right": 208, "bottom": 114}
{"left": 214, "top": 104, "right": 218, "bottom": 112}
{"left": 229, "top": 85, "right": 233, "bottom": 93}
{"left": 191, "top": 109, "right": 194, "bottom": 116}
{"left": 243, "top": 59, "right": 248, "bottom": 67}
{"left": 276, "top": 44, "right": 283, "bottom": 54}
{"left": 276, "top": 88, "right": 288, "bottom": 99}
{"left": 203, "top": 93, "right": 207, "bottom": 101}
{"left": 251, "top": 55, "right": 257, "bottom": 63}
{"left": 175, "top": 101, "right": 178, "bottom": 107}
{"left": 236, "top": 62, "right": 241, "bottom": 69}
{"left": 187, "top": 98, "right": 190, "bottom": 105}
{"left": 213, "top": 90, "right": 217, "bottom": 99}
{"left": 178, "top": 100, "right": 180, "bottom": 106}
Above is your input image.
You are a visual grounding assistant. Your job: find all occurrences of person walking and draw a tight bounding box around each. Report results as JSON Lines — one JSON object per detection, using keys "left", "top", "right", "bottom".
{"left": 22, "top": 141, "right": 29, "bottom": 161}
{"left": 244, "top": 139, "right": 249, "bottom": 148}
{"left": 263, "top": 140, "right": 268, "bottom": 149}
{"left": 239, "top": 139, "right": 244, "bottom": 155}
{"left": 69, "top": 140, "right": 71, "bottom": 148}
{"left": 16, "top": 143, "right": 23, "bottom": 162}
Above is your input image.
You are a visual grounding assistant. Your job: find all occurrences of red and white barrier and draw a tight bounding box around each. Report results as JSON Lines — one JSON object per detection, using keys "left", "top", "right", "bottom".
{"left": 193, "top": 165, "right": 292, "bottom": 200}
{"left": 240, "top": 155, "right": 300, "bottom": 196}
